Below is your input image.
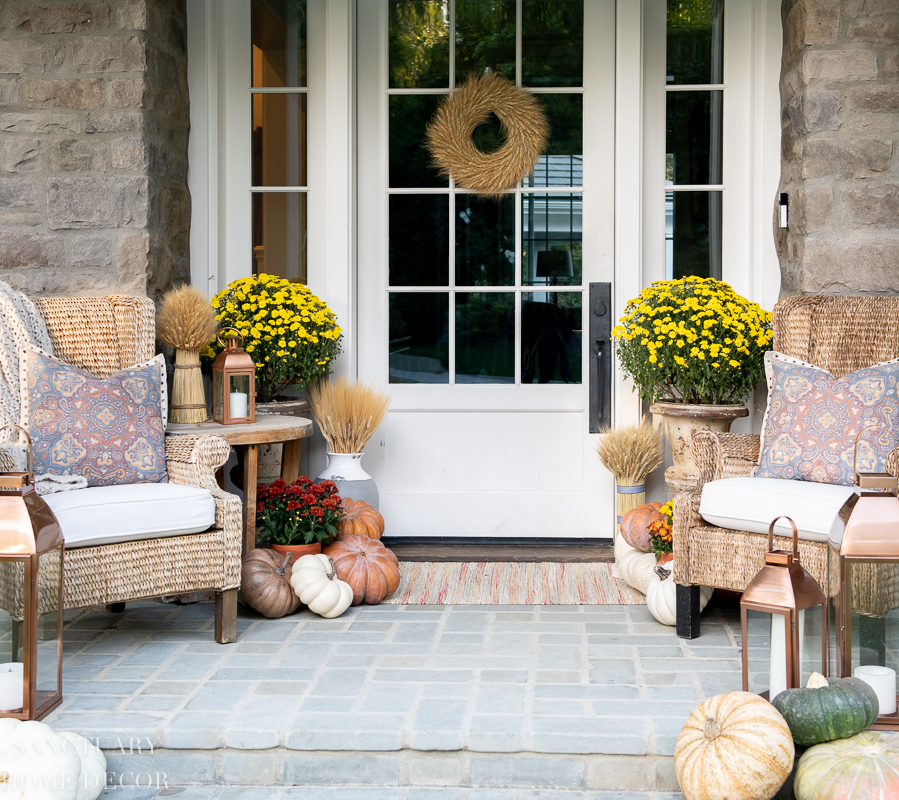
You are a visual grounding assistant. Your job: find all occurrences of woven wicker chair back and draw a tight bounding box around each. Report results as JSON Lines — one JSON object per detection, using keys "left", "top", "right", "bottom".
{"left": 30, "top": 295, "right": 155, "bottom": 378}
{"left": 774, "top": 295, "right": 899, "bottom": 378}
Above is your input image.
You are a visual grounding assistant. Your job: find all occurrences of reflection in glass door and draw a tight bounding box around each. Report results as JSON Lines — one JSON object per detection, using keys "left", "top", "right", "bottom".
{"left": 386, "top": 0, "right": 585, "bottom": 385}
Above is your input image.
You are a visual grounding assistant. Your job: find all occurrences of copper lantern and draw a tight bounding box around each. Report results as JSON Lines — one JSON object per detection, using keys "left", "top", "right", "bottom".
{"left": 836, "top": 427, "right": 899, "bottom": 729}
{"left": 212, "top": 327, "right": 256, "bottom": 425}
{"left": 740, "top": 516, "right": 828, "bottom": 702}
{"left": 0, "top": 426, "right": 64, "bottom": 720}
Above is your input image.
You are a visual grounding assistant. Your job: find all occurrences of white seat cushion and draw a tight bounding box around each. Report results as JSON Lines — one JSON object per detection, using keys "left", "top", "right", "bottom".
{"left": 699, "top": 477, "right": 857, "bottom": 544}
{"left": 45, "top": 483, "right": 216, "bottom": 549}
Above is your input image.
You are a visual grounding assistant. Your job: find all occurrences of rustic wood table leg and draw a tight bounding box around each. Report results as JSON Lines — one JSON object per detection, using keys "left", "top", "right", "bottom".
{"left": 280, "top": 438, "right": 302, "bottom": 484}
{"left": 242, "top": 443, "right": 259, "bottom": 555}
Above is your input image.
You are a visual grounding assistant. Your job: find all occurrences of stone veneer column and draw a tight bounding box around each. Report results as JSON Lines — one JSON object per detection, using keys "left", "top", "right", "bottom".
{"left": 0, "top": 0, "right": 189, "bottom": 299}
{"left": 776, "top": 0, "right": 899, "bottom": 296}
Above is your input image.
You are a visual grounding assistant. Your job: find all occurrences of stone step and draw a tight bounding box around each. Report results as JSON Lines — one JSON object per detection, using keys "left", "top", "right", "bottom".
{"left": 103, "top": 748, "right": 679, "bottom": 794}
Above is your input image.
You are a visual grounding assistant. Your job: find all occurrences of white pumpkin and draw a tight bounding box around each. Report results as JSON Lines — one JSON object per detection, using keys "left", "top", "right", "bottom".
{"left": 0, "top": 718, "right": 86, "bottom": 800}
{"left": 617, "top": 546, "right": 658, "bottom": 594}
{"left": 645, "top": 567, "right": 714, "bottom": 626}
{"left": 290, "top": 554, "right": 353, "bottom": 618}
{"left": 57, "top": 731, "right": 106, "bottom": 800}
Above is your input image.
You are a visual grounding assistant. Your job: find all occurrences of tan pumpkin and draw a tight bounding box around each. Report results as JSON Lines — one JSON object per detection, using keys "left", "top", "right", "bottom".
{"left": 241, "top": 549, "right": 302, "bottom": 618}
{"left": 324, "top": 534, "right": 401, "bottom": 605}
{"left": 675, "top": 691, "right": 794, "bottom": 800}
{"left": 620, "top": 502, "right": 662, "bottom": 552}
{"left": 337, "top": 497, "right": 385, "bottom": 540}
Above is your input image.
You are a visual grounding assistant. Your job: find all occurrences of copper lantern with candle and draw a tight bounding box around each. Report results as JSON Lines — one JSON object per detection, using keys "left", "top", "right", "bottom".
{"left": 0, "top": 426, "right": 64, "bottom": 720}
{"left": 836, "top": 427, "right": 899, "bottom": 729}
{"left": 212, "top": 327, "right": 256, "bottom": 425}
{"left": 740, "top": 516, "right": 828, "bottom": 702}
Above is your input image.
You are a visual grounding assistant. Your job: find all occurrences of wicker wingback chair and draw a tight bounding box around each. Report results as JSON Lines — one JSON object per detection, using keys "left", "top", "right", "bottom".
{"left": 27, "top": 295, "right": 242, "bottom": 643}
{"left": 672, "top": 294, "right": 899, "bottom": 638}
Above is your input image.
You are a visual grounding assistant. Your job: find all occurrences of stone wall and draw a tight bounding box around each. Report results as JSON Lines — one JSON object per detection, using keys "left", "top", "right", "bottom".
{"left": 776, "top": 0, "right": 899, "bottom": 295}
{"left": 0, "top": 0, "right": 189, "bottom": 299}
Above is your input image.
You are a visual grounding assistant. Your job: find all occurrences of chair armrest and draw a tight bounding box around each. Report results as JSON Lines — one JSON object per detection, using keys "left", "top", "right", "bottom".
{"left": 691, "top": 430, "right": 760, "bottom": 485}
{"left": 672, "top": 488, "right": 702, "bottom": 584}
{"left": 165, "top": 434, "right": 231, "bottom": 490}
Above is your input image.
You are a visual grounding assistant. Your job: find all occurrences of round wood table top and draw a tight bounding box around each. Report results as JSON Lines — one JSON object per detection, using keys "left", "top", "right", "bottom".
{"left": 166, "top": 413, "right": 313, "bottom": 445}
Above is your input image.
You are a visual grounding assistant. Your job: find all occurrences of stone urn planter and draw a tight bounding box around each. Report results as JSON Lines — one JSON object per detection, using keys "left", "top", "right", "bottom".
{"left": 649, "top": 402, "right": 748, "bottom": 492}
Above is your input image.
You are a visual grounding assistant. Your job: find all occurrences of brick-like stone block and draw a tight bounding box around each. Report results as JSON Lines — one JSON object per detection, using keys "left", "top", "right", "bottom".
{"left": 0, "top": 177, "right": 38, "bottom": 209}
{"left": 795, "top": 187, "right": 834, "bottom": 233}
{"left": 883, "top": 53, "right": 899, "bottom": 80}
{"left": 787, "top": 90, "right": 841, "bottom": 136}
{"left": 221, "top": 751, "right": 283, "bottom": 785}
{"left": 848, "top": 86, "right": 899, "bottom": 114}
{"left": 112, "top": 138, "right": 152, "bottom": 172}
{"left": 50, "top": 139, "right": 105, "bottom": 172}
{"left": 116, "top": 0, "right": 148, "bottom": 30}
{"left": 800, "top": 0, "right": 840, "bottom": 45}
{"left": 28, "top": 267, "right": 119, "bottom": 296}
{"left": 0, "top": 138, "right": 42, "bottom": 173}
{"left": 848, "top": 19, "right": 899, "bottom": 45}
{"left": 468, "top": 755, "right": 585, "bottom": 788}
{"left": 26, "top": 79, "right": 103, "bottom": 110}
{"left": 0, "top": 233, "right": 65, "bottom": 270}
{"left": 0, "top": 41, "right": 64, "bottom": 74}
{"left": 584, "top": 755, "right": 650, "bottom": 790}
{"left": 0, "top": 112, "right": 80, "bottom": 135}
{"left": 85, "top": 111, "right": 143, "bottom": 133}
{"left": 48, "top": 177, "right": 149, "bottom": 229}
{"left": 802, "top": 138, "right": 892, "bottom": 179}
{"left": 117, "top": 232, "right": 151, "bottom": 291}
{"left": 842, "top": 184, "right": 899, "bottom": 230}
{"left": 71, "top": 235, "right": 114, "bottom": 267}
{"left": 408, "top": 756, "right": 463, "bottom": 786}
{"left": 73, "top": 36, "right": 146, "bottom": 73}
{"left": 802, "top": 238, "right": 899, "bottom": 293}
{"left": 800, "top": 50, "right": 878, "bottom": 82}
{"left": 4, "top": 3, "right": 111, "bottom": 33}
{"left": 844, "top": 0, "right": 899, "bottom": 12}
{"left": 0, "top": 80, "right": 21, "bottom": 107}
{"left": 283, "top": 754, "right": 401, "bottom": 786}
{"left": 107, "top": 78, "right": 147, "bottom": 108}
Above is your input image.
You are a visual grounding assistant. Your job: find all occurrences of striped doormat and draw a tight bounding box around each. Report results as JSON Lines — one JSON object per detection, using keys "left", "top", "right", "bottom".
{"left": 384, "top": 562, "right": 645, "bottom": 605}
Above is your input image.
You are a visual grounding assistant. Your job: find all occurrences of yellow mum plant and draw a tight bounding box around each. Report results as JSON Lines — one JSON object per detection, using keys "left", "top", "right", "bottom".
{"left": 612, "top": 276, "right": 773, "bottom": 405}
{"left": 203, "top": 274, "right": 342, "bottom": 403}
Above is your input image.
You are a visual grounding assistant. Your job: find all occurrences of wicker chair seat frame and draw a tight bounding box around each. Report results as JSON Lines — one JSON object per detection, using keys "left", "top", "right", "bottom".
{"left": 673, "top": 295, "right": 899, "bottom": 638}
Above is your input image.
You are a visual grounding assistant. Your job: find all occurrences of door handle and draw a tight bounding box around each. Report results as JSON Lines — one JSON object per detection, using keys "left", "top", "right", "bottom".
{"left": 589, "top": 284, "right": 612, "bottom": 433}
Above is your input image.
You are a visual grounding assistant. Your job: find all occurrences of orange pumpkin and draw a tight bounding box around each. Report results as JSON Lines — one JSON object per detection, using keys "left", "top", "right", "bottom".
{"left": 324, "top": 534, "right": 401, "bottom": 605}
{"left": 620, "top": 502, "right": 662, "bottom": 552}
{"left": 337, "top": 498, "right": 385, "bottom": 540}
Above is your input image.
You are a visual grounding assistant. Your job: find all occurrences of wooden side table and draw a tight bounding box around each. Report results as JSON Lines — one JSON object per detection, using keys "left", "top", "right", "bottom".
{"left": 167, "top": 413, "right": 313, "bottom": 554}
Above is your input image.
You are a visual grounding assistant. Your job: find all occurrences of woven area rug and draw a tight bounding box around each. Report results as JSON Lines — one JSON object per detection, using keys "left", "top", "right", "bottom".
{"left": 385, "top": 562, "right": 645, "bottom": 605}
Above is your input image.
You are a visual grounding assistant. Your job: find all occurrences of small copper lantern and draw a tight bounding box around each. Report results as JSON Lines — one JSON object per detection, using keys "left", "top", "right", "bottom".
{"left": 212, "top": 327, "right": 256, "bottom": 425}
{"left": 0, "top": 425, "right": 64, "bottom": 720}
{"left": 740, "top": 516, "right": 828, "bottom": 701}
{"left": 836, "top": 427, "right": 899, "bottom": 729}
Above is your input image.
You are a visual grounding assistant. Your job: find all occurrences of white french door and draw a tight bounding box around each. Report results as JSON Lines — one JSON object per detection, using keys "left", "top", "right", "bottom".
{"left": 356, "top": 0, "right": 616, "bottom": 538}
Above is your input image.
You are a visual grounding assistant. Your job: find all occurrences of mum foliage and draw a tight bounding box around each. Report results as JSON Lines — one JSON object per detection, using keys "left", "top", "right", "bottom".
{"left": 256, "top": 477, "right": 345, "bottom": 546}
{"left": 612, "top": 276, "right": 773, "bottom": 404}
{"left": 203, "top": 274, "right": 342, "bottom": 403}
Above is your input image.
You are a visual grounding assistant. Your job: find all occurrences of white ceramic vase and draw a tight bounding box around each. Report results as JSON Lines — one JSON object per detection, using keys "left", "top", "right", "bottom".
{"left": 317, "top": 451, "right": 379, "bottom": 510}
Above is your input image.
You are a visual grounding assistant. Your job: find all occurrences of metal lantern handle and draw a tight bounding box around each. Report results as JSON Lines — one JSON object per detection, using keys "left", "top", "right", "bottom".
{"left": 0, "top": 424, "right": 34, "bottom": 474}
{"left": 852, "top": 424, "right": 897, "bottom": 487}
{"left": 216, "top": 326, "right": 244, "bottom": 349}
{"left": 768, "top": 515, "right": 798, "bottom": 557}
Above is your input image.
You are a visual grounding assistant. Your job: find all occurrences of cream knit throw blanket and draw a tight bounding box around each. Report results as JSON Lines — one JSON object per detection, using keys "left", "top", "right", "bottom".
{"left": 0, "top": 281, "right": 53, "bottom": 468}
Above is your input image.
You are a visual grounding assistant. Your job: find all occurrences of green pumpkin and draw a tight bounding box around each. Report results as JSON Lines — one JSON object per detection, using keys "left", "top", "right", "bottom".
{"left": 772, "top": 672, "right": 879, "bottom": 746}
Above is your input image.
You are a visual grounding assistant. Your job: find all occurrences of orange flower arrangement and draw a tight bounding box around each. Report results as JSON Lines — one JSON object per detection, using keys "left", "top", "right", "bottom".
{"left": 647, "top": 500, "right": 673, "bottom": 561}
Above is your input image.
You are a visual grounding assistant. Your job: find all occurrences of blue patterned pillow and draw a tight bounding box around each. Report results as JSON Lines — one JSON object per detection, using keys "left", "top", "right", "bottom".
{"left": 19, "top": 345, "right": 168, "bottom": 486}
{"left": 756, "top": 351, "right": 899, "bottom": 486}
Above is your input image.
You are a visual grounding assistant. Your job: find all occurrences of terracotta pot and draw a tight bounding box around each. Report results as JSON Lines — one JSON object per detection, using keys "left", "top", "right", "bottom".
{"left": 649, "top": 402, "right": 748, "bottom": 491}
{"left": 270, "top": 541, "right": 321, "bottom": 563}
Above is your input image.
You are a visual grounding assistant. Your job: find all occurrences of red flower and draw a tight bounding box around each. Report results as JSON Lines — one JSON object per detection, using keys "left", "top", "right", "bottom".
{"left": 287, "top": 500, "right": 300, "bottom": 510}
{"left": 271, "top": 479, "right": 286, "bottom": 490}
{"left": 257, "top": 501, "right": 265, "bottom": 512}
{"left": 320, "top": 480, "right": 337, "bottom": 491}
{"left": 310, "top": 483, "right": 325, "bottom": 496}
{"left": 256, "top": 485, "right": 268, "bottom": 499}
{"left": 301, "top": 492, "right": 316, "bottom": 505}
{"left": 321, "top": 496, "right": 338, "bottom": 509}
{"left": 309, "top": 506, "right": 324, "bottom": 518}
{"left": 298, "top": 475, "right": 312, "bottom": 485}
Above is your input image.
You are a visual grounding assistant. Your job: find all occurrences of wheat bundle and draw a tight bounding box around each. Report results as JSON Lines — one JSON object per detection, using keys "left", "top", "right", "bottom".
{"left": 307, "top": 378, "right": 390, "bottom": 454}
{"left": 596, "top": 417, "right": 664, "bottom": 528}
{"left": 157, "top": 284, "right": 219, "bottom": 424}
{"left": 425, "top": 73, "right": 549, "bottom": 199}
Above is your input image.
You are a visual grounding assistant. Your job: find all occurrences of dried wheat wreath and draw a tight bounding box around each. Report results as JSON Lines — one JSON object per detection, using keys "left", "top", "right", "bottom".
{"left": 425, "top": 74, "right": 549, "bottom": 199}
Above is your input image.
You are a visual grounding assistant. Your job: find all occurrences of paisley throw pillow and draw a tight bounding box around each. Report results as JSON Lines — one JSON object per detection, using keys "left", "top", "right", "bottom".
{"left": 756, "top": 351, "right": 899, "bottom": 486}
{"left": 19, "top": 344, "right": 168, "bottom": 486}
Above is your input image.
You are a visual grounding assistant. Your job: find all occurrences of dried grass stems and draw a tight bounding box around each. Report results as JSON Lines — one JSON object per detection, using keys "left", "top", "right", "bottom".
{"left": 596, "top": 417, "right": 664, "bottom": 486}
{"left": 157, "top": 284, "right": 218, "bottom": 351}
{"left": 308, "top": 378, "right": 391, "bottom": 454}
{"left": 157, "top": 284, "right": 219, "bottom": 424}
{"left": 425, "top": 73, "right": 549, "bottom": 199}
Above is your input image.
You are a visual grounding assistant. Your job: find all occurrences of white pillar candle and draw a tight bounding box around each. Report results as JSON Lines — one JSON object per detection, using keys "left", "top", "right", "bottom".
{"left": 854, "top": 665, "right": 897, "bottom": 715}
{"left": 229, "top": 392, "right": 248, "bottom": 419}
{"left": 769, "top": 614, "right": 788, "bottom": 701}
{"left": 0, "top": 662, "right": 23, "bottom": 711}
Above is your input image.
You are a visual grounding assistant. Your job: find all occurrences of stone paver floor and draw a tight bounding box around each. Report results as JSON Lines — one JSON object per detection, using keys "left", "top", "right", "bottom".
{"left": 32, "top": 598, "right": 757, "bottom": 796}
